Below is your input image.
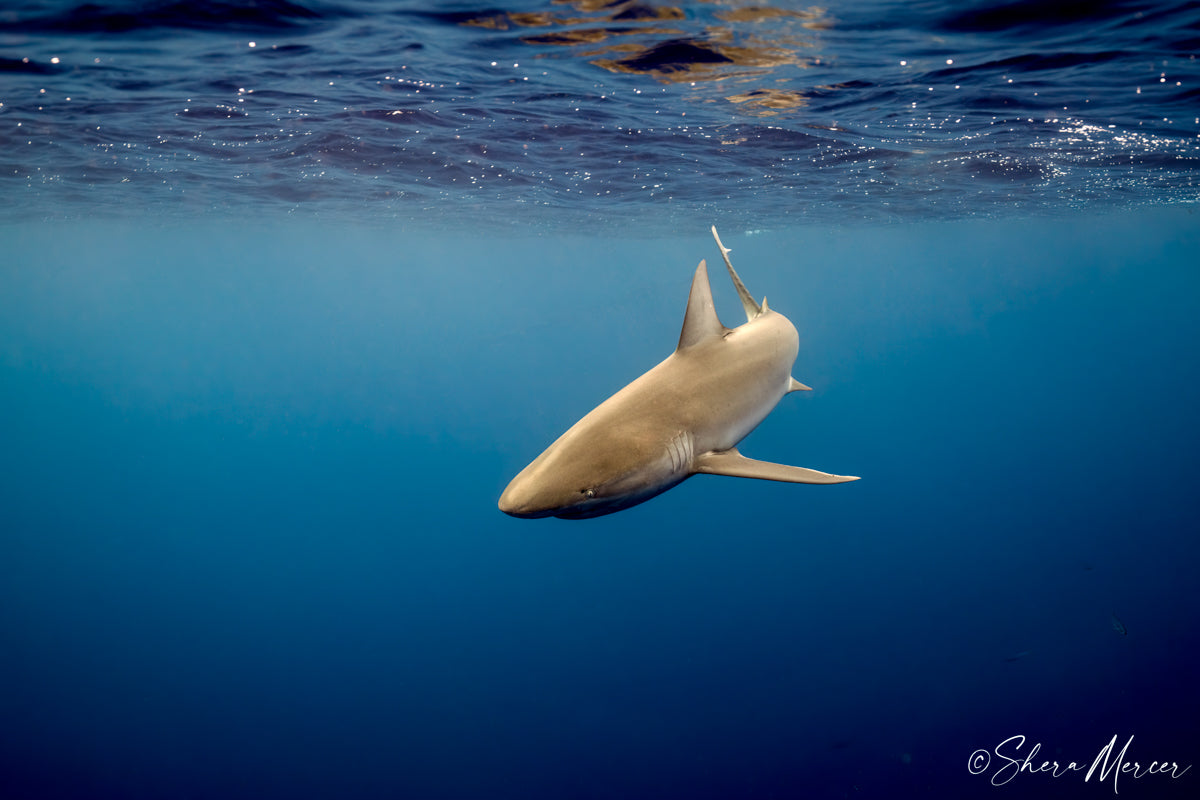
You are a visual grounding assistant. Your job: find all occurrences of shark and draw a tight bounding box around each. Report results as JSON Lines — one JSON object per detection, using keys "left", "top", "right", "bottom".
{"left": 498, "top": 226, "right": 858, "bottom": 519}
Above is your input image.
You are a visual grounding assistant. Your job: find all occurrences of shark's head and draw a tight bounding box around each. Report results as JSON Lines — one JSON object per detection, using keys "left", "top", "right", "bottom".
{"left": 498, "top": 427, "right": 690, "bottom": 519}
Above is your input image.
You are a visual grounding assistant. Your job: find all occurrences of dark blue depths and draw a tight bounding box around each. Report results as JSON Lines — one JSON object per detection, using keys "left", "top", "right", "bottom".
{"left": 2, "top": 212, "right": 1198, "bottom": 799}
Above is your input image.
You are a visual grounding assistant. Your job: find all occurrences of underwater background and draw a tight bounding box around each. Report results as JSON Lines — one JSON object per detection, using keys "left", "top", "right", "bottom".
{"left": 2, "top": 1, "right": 1199, "bottom": 798}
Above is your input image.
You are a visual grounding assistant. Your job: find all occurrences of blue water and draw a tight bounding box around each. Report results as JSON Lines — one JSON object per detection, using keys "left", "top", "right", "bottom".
{"left": 2, "top": 2, "right": 1199, "bottom": 799}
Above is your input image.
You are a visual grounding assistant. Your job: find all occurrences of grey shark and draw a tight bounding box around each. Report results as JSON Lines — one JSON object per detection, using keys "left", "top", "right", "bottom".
{"left": 498, "top": 226, "right": 858, "bottom": 519}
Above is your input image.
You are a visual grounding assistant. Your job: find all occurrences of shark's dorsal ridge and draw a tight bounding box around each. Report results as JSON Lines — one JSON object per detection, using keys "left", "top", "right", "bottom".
{"left": 677, "top": 260, "right": 727, "bottom": 351}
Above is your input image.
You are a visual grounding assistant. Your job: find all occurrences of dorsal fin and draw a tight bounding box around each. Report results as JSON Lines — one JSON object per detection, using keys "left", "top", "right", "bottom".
{"left": 711, "top": 225, "right": 761, "bottom": 321}
{"left": 677, "top": 260, "right": 727, "bottom": 351}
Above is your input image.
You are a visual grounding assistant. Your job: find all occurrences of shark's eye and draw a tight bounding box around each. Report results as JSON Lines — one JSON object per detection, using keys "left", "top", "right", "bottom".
{"left": 583, "top": 488, "right": 595, "bottom": 499}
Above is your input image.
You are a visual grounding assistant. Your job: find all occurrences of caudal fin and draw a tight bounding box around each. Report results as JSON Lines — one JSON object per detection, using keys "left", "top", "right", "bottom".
{"left": 711, "top": 226, "right": 762, "bottom": 322}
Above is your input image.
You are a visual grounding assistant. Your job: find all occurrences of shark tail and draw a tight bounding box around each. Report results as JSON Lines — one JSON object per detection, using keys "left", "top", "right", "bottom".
{"left": 711, "top": 226, "right": 762, "bottom": 322}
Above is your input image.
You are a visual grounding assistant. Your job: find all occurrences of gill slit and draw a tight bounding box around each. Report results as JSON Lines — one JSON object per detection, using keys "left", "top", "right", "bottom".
{"left": 667, "top": 431, "right": 694, "bottom": 475}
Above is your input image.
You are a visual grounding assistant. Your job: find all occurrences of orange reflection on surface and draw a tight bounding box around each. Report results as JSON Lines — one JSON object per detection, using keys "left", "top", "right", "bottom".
{"left": 457, "top": 2, "right": 829, "bottom": 110}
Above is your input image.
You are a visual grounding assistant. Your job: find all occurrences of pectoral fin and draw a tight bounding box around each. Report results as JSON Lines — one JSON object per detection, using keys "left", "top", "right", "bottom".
{"left": 694, "top": 448, "right": 859, "bottom": 484}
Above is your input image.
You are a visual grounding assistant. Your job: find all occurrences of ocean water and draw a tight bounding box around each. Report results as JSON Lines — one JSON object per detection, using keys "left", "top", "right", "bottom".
{"left": 1, "top": 2, "right": 1199, "bottom": 799}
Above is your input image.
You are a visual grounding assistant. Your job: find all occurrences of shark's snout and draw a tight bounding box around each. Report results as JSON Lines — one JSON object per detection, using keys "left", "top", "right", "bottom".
{"left": 497, "top": 475, "right": 555, "bottom": 518}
